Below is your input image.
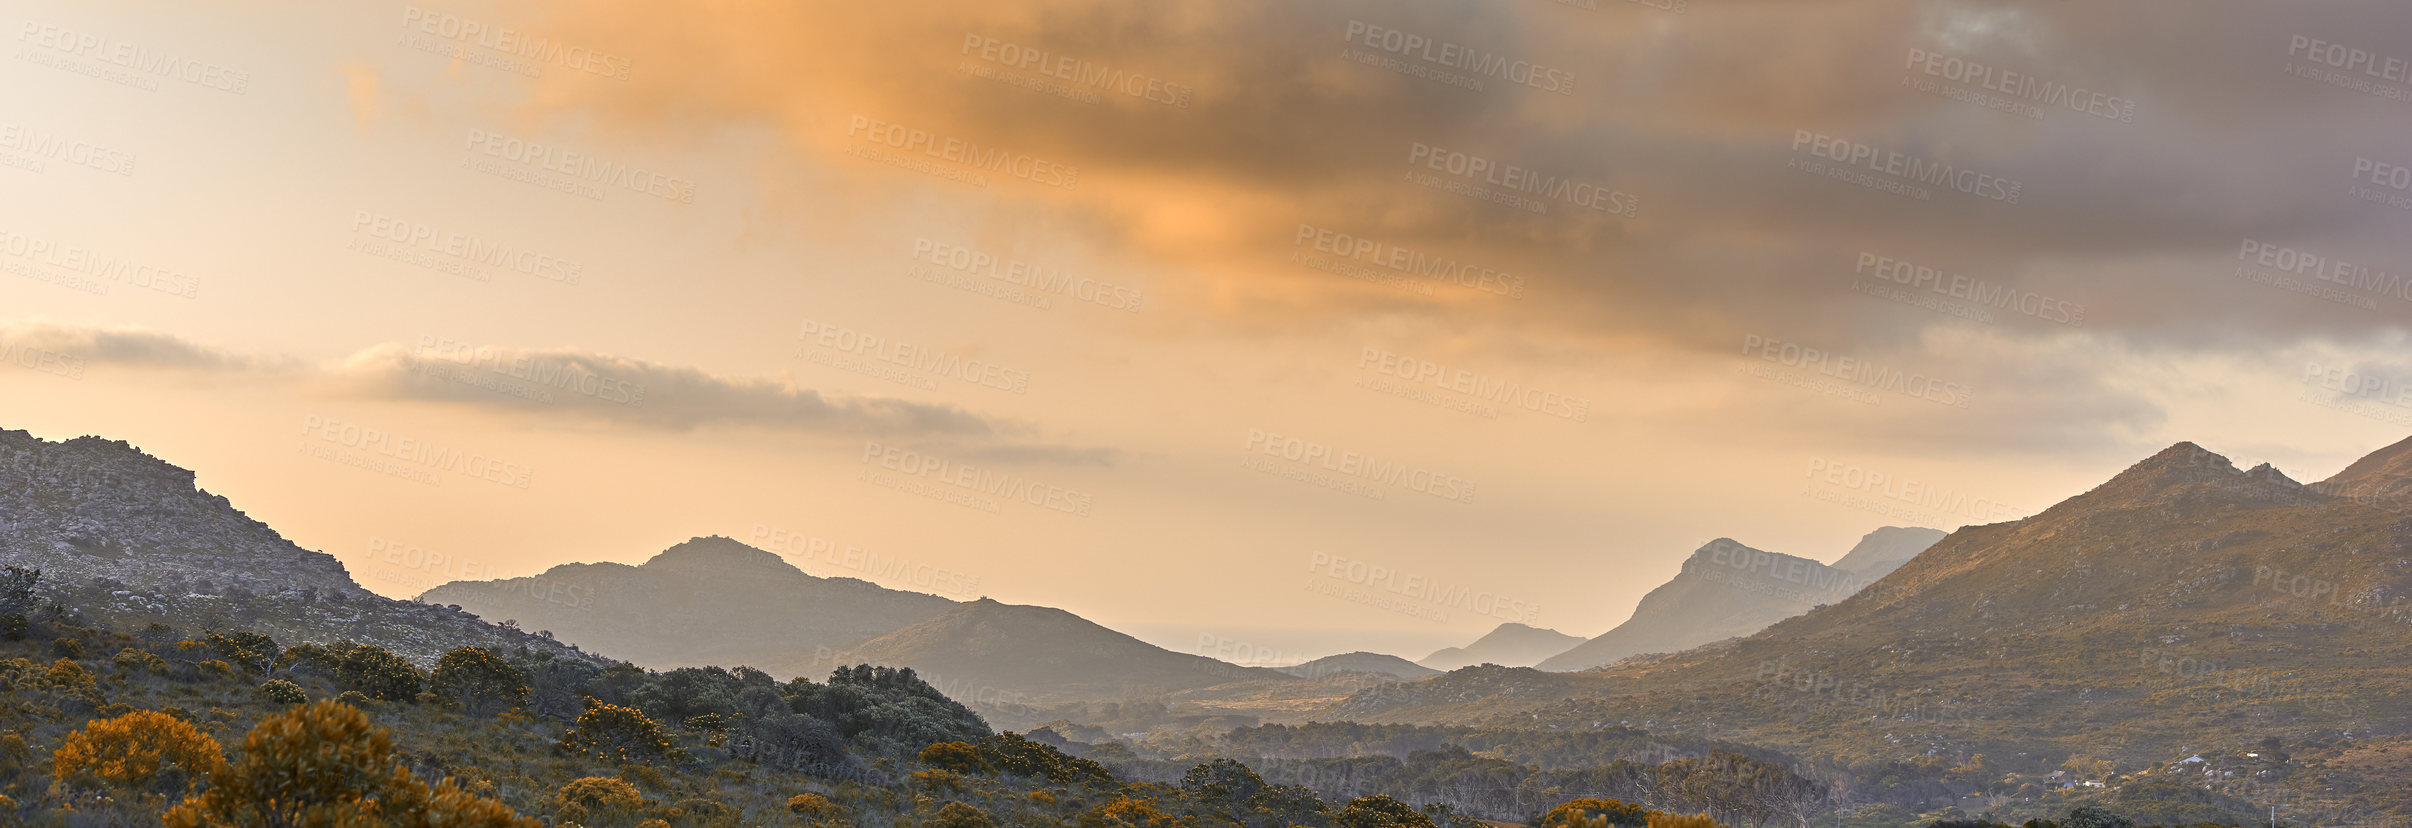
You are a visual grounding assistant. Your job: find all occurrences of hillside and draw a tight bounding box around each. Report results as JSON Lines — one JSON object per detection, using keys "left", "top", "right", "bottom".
{"left": 1278, "top": 651, "right": 1439, "bottom": 680}
{"left": 1826, "top": 525, "right": 1950, "bottom": 576}
{"left": 0, "top": 428, "right": 584, "bottom": 665}
{"left": 1417, "top": 622, "right": 1585, "bottom": 671}
{"left": 421, "top": 536, "right": 956, "bottom": 679}
{"left": 1331, "top": 440, "right": 2412, "bottom": 820}
{"left": 1535, "top": 528, "right": 1942, "bottom": 672}
{"left": 826, "top": 598, "right": 1296, "bottom": 702}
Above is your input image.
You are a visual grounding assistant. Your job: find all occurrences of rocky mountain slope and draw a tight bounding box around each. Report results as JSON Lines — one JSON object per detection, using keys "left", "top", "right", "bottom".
{"left": 0, "top": 428, "right": 584, "bottom": 665}
{"left": 1417, "top": 622, "right": 1585, "bottom": 671}
{"left": 421, "top": 535, "right": 957, "bottom": 679}
{"left": 1536, "top": 526, "right": 1943, "bottom": 672}
{"left": 1328, "top": 439, "right": 2412, "bottom": 817}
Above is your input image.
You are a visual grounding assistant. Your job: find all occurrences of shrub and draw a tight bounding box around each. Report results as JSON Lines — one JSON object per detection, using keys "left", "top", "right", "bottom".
{"left": 336, "top": 643, "right": 422, "bottom": 702}
{"left": 559, "top": 776, "right": 646, "bottom": 811}
{"left": 919, "top": 741, "right": 990, "bottom": 774}
{"left": 788, "top": 793, "right": 841, "bottom": 818}
{"left": 1643, "top": 814, "right": 1721, "bottom": 828}
{"left": 161, "top": 699, "right": 537, "bottom": 827}
{"left": 432, "top": 646, "right": 528, "bottom": 715}
{"left": 980, "top": 731, "right": 1114, "bottom": 785}
{"left": 1335, "top": 795, "right": 1437, "bottom": 828}
{"left": 562, "top": 701, "right": 677, "bottom": 761}
{"left": 1076, "top": 796, "right": 1183, "bottom": 828}
{"left": 203, "top": 631, "right": 277, "bottom": 674}
{"left": 51, "top": 709, "right": 227, "bottom": 794}
{"left": 257, "top": 679, "right": 307, "bottom": 705}
{"left": 0, "top": 614, "right": 23, "bottom": 641}
{"left": 554, "top": 776, "right": 648, "bottom": 827}
{"left": 931, "top": 801, "right": 1000, "bottom": 828}
{"left": 52, "top": 636, "right": 84, "bottom": 659}
{"left": 113, "top": 647, "right": 168, "bottom": 674}
{"left": 1540, "top": 799, "right": 1653, "bottom": 828}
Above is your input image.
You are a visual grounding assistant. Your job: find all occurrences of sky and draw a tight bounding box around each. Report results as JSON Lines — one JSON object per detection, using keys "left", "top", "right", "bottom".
{"left": 4, "top": 0, "right": 2412, "bottom": 664}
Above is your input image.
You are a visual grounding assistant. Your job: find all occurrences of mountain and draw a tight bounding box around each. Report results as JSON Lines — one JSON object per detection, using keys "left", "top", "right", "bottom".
{"left": 1534, "top": 529, "right": 1943, "bottom": 672}
{"left": 1278, "top": 651, "right": 1439, "bottom": 680}
{"left": 420, "top": 536, "right": 956, "bottom": 678}
{"left": 1825, "top": 525, "right": 1949, "bottom": 578}
{"left": 2312, "top": 432, "right": 2412, "bottom": 506}
{"left": 1329, "top": 440, "right": 2412, "bottom": 812}
{"left": 0, "top": 428, "right": 583, "bottom": 664}
{"left": 1417, "top": 622, "right": 1585, "bottom": 671}
{"left": 825, "top": 598, "right": 1295, "bottom": 702}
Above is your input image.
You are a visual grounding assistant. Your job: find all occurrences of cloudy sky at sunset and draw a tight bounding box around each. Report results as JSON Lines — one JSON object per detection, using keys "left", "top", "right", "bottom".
{"left": 7, "top": 0, "right": 2412, "bottom": 662}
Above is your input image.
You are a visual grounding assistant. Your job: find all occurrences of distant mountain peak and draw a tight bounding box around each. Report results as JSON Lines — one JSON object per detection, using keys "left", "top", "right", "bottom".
{"left": 1418, "top": 621, "right": 1585, "bottom": 671}
{"left": 641, "top": 536, "right": 800, "bottom": 573}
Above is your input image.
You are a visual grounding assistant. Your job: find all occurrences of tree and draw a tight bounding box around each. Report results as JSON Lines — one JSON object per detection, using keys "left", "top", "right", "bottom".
{"left": 1337, "top": 795, "right": 1437, "bottom": 828}
{"left": 161, "top": 699, "right": 537, "bottom": 827}
{"left": 562, "top": 700, "right": 677, "bottom": 761}
{"left": 1182, "top": 758, "right": 1269, "bottom": 809}
{"left": 336, "top": 642, "right": 423, "bottom": 702}
{"left": 203, "top": 630, "right": 277, "bottom": 675}
{"left": 52, "top": 709, "right": 227, "bottom": 794}
{"left": 432, "top": 646, "right": 529, "bottom": 715}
